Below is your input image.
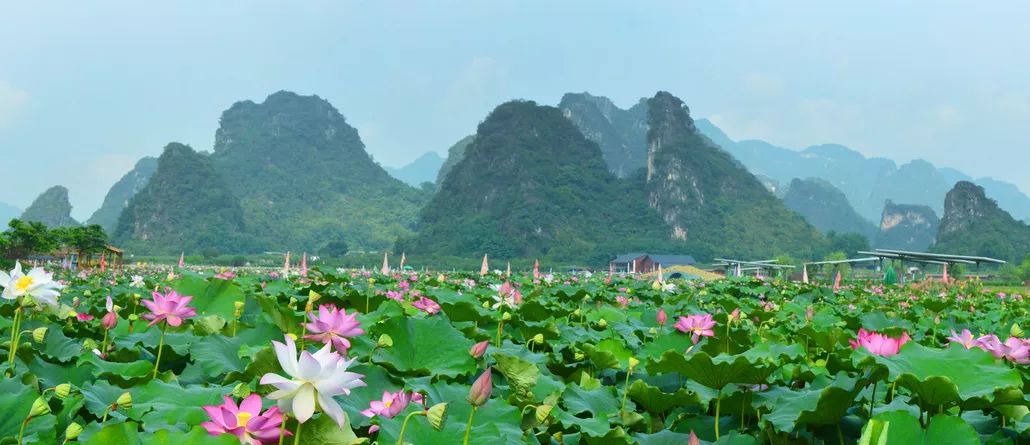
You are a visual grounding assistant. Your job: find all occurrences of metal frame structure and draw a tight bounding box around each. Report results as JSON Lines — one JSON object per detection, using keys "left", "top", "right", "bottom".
{"left": 713, "top": 258, "right": 795, "bottom": 277}
{"left": 855, "top": 249, "right": 1006, "bottom": 283}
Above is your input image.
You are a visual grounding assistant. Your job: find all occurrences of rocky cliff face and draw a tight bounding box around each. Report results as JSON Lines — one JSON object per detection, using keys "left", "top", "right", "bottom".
{"left": 21, "top": 185, "right": 79, "bottom": 228}
{"left": 87, "top": 156, "right": 158, "bottom": 232}
{"left": 435, "top": 135, "right": 475, "bottom": 184}
{"left": 642, "top": 91, "right": 827, "bottom": 259}
{"left": 933, "top": 181, "right": 1030, "bottom": 261}
{"left": 876, "top": 200, "right": 939, "bottom": 250}
{"left": 558, "top": 92, "right": 648, "bottom": 178}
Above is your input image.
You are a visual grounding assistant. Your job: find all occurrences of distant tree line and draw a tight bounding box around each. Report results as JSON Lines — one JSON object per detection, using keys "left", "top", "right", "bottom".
{"left": 1, "top": 218, "right": 109, "bottom": 261}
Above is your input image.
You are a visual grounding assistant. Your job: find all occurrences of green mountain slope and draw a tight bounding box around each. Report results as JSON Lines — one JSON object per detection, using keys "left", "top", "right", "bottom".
{"left": 933, "top": 181, "right": 1030, "bottom": 262}
{"left": 21, "top": 185, "right": 80, "bottom": 228}
{"left": 435, "top": 135, "right": 475, "bottom": 184}
{"left": 558, "top": 92, "right": 648, "bottom": 178}
{"left": 400, "top": 100, "right": 678, "bottom": 263}
{"left": 782, "top": 178, "right": 877, "bottom": 239}
{"left": 114, "top": 143, "right": 246, "bottom": 254}
{"left": 209, "top": 91, "right": 429, "bottom": 252}
{"left": 87, "top": 156, "right": 158, "bottom": 232}
{"left": 644, "top": 91, "right": 828, "bottom": 260}
{"left": 875, "top": 200, "right": 939, "bottom": 251}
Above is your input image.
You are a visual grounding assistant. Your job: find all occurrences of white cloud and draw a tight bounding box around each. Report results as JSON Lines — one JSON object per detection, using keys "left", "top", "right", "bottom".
{"left": 744, "top": 73, "right": 783, "bottom": 95}
{"left": 0, "top": 81, "right": 28, "bottom": 127}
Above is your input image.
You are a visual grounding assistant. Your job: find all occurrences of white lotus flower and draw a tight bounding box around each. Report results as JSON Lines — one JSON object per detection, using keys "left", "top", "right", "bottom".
{"left": 0, "top": 262, "right": 64, "bottom": 306}
{"left": 661, "top": 282, "right": 678, "bottom": 293}
{"left": 491, "top": 293, "right": 516, "bottom": 310}
{"left": 259, "top": 335, "right": 365, "bottom": 427}
{"left": 129, "top": 275, "right": 145, "bottom": 288}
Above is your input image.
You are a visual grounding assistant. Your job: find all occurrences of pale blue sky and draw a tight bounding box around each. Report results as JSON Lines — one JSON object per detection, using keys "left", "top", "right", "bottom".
{"left": 3, "top": 1, "right": 1030, "bottom": 220}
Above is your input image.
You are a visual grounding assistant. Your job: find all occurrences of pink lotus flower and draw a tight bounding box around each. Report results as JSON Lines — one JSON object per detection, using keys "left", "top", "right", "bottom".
{"left": 656, "top": 307, "right": 668, "bottom": 326}
{"left": 615, "top": 296, "right": 629, "bottom": 308}
{"left": 201, "top": 394, "right": 287, "bottom": 444}
{"left": 303, "top": 304, "right": 365, "bottom": 354}
{"left": 849, "top": 328, "right": 910, "bottom": 357}
{"left": 76, "top": 312, "right": 94, "bottom": 322}
{"left": 214, "top": 270, "right": 237, "bottom": 280}
{"left": 412, "top": 297, "right": 442, "bottom": 315}
{"left": 469, "top": 340, "right": 489, "bottom": 358}
{"left": 141, "top": 290, "right": 197, "bottom": 327}
{"left": 361, "top": 390, "right": 412, "bottom": 419}
{"left": 979, "top": 335, "right": 1030, "bottom": 364}
{"left": 947, "top": 329, "right": 977, "bottom": 349}
{"left": 675, "top": 314, "right": 716, "bottom": 344}
{"left": 102, "top": 295, "right": 118, "bottom": 330}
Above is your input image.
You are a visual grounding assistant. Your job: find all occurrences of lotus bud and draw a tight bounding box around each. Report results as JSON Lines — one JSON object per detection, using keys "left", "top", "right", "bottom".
{"left": 535, "top": 404, "right": 553, "bottom": 423}
{"left": 116, "top": 391, "right": 133, "bottom": 409}
{"left": 597, "top": 319, "right": 607, "bottom": 328}
{"left": 72, "top": 297, "right": 81, "bottom": 307}
{"left": 628, "top": 357, "right": 640, "bottom": 370}
{"left": 805, "top": 306, "right": 814, "bottom": 322}
{"left": 730, "top": 308, "right": 741, "bottom": 322}
{"left": 377, "top": 334, "right": 394, "bottom": 348}
{"left": 64, "top": 422, "right": 83, "bottom": 441}
{"left": 437, "top": 274, "right": 446, "bottom": 282}
{"left": 426, "top": 402, "right": 448, "bottom": 431}
{"left": 467, "top": 368, "right": 493, "bottom": 406}
{"left": 532, "top": 333, "right": 545, "bottom": 345}
{"left": 656, "top": 307, "right": 667, "bottom": 326}
{"left": 28, "top": 397, "right": 51, "bottom": 417}
{"left": 469, "top": 340, "right": 489, "bottom": 358}
{"left": 32, "top": 327, "right": 48, "bottom": 343}
{"left": 102, "top": 311, "right": 118, "bottom": 330}
{"left": 502, "top": 312, "right": 511, "bottom": 321}
{"left": 54, "top": 383, "right": 72, "bottom": 399}
{"left": 231, "top": 382, "right": 251, "bottom": 398}
{"left": 688, "top": 430, "right": 700, "bottom": 445}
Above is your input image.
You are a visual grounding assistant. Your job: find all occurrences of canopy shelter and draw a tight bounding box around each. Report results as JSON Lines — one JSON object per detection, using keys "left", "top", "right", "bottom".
{"left": 856, "top": 249, "right": 1006, "bottom": 283}
{"left": 713, "top": 258, "right": 794, "bottom": 278}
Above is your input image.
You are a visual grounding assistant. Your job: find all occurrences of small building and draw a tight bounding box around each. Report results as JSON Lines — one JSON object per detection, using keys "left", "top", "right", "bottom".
{"left": 610, "top": 253, "right": 696, "bottom": 273}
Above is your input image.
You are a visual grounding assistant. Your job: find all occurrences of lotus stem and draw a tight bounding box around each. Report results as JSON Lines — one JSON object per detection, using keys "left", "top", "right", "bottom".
{"left": 17, "top": 416, "right": 30, "bottom": 445}
{"left": 100, "top": 329, "right": 109, "bottom": 357}
{"left": 868, "top": 381, "right": 878, "bottom": 418}
{"left": 714, "top": 388, "right": 722, "bottom": 440}
{"left": 278, "top": 414, "right": 288, "bottom": 445}
{"left": 837, "top": 424, "right": 845, "bottom": 445}
{"left": 462, "top": 406, "right": 477, "bottom": 445}
{"left": 396, "top": 411, "right": 425, "bottom": 445}
{"left": 292, "top": 420, "right": 302, "bottom": 445}
{"left": 496, "top": 319, "right": 503, "bottom": 348}
{"left": 7, "top": 306, "right": 23, "bottom": 371}
{"left": 620, "top": 370, "right": 632, "bottom": 416}
{"left": 151, "top": 323, "right": 167, "bottom": 379}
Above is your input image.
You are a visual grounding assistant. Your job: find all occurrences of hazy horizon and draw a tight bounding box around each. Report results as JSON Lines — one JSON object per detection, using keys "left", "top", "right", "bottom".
{"left": 4, "top": 2, "right": 1030, "bottom": 220}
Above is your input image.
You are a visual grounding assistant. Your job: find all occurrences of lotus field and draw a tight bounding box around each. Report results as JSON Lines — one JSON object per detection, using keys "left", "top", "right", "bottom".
{"left": 2, "top": 263, "right": 1030, "bottom": 445}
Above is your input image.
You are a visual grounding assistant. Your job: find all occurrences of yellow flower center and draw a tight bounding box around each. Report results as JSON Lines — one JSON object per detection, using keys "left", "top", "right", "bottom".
{"left": 384, "top": 399, "right": 394, "bottom": 408}
{"left": 15, "top": 276, "right": 33, "bottom": 292}
{"left": 236, "top": 411, "right": 253, "bottom": 428}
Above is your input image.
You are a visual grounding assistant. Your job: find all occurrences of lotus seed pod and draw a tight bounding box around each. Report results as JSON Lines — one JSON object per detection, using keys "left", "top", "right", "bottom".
{"left": 482, "top": 301, "right": 491, "bottom": 309}
{"left": 233, "top": 301, "right": 245, "bottom": 311}
{"left": 64, "top": 422, "right": 83, "bottom": 440}
{"left": 309, "top": 290, "right": 322, "bottom": 304}
{"left": 32, "top": 327, "right": 48, "bottom": 343}
{"left": 231, "top": 383, "right": 251, "bottom": 398}
{"left": 574, "top": 351, "right": 585, "bottom": 361}
{"left": 82, "top": 338, "right": 98, "bottom": 350}
{"left": 54, "top": 383, "right": 72, "bottom": 399}
{"left": 648, "top": 327, "right": 658, "bottom": 335}
{"left": 127, "top": 313, "right": 139, "bottom": 321}
{"left": 572, "top": 309, "right": 581, "bottom": 317}
{"left": 116, "top": 391, "right": 133, "bottom": 409}
{"left": 1011, "top": 323, "right": 1024, "bottom": 338}
{"left": 377, "top": 334, "right": 394, "bottom": 348}
{"left": 535, "top": 404, "right": 553, "bottom": 424}
{"left": 426, "top": 402, "right": 448, "bottom": 431}
{"left": 532, "top": 333, "right": 545, "bottom": 345}
{"left": 29, "top": 397, "right": 51, "bottom": 417}
{"left": 628, "top": 357, "right": 640, "bottom": 369}
{"left": 597, "top": 319, "right": 608, "bottom": 328}
{"left": 286, "top": 333, "right": 298, "bottom": 341}
{"left": 288, "top": 297, "right": 298, "bottom": 309}
{"left": 502, "top": 312, "right": 512, "bottom": 321}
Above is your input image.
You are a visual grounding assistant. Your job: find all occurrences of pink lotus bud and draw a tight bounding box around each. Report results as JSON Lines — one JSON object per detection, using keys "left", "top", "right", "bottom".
{"left": 656, "top": 307, "right": 668, "bottom": 326}
{"left": 467, "top": 368, "right": 493, "bottom": 406}
{"left": 688, "top": 430, "right": 700, "bottom": 445}
{"left": 102, "top": 311, "right": 118, "bottom": 330}
{"left": 469, "top": 340, "right": 489, "bottom": 359}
